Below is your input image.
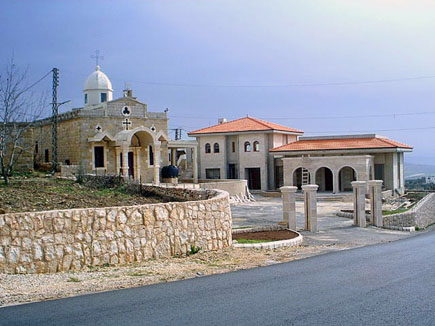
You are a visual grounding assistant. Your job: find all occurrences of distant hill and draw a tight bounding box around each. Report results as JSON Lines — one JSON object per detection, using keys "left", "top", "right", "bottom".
{"left": 405, "top": 163, "right": 435, "bottom": 178}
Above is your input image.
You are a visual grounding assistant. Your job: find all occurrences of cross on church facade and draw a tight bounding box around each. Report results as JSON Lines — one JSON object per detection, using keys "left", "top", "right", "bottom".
{"left": 91, "top": 50, "right": 104, "bottom": 66}
{"left": 123, "top": 118, "right": 132, "bottom": 130}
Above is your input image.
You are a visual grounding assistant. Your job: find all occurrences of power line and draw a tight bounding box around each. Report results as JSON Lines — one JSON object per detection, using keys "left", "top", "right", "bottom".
{"left": 303, "top": 126, "right": 435, "bottom": 134}
{"left": 118, "top": 74, "right": 435, "bottom": 88}
{"left": 61, "top": 69, "right": 435, "bottom": 88}
{"left": 21, "top": 70, "right": 52, "bottom": 93}
{"left": 170, "top": 110, "right": 435, "bottom": 121}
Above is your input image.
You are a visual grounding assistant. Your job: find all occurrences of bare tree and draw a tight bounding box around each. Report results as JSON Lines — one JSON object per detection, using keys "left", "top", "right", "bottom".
{"left": 0, "top": 59, "right": 47, "bottom": 185}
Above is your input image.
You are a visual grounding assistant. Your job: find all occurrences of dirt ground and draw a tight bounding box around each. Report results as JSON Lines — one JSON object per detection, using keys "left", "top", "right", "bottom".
{"left": 0, "top": 178, "right": 165, "bottom": 214}
{"left": 0, "top": 243, "right": 351, "bottom": 307}
{"left": 233, "top": 230, "right": 299, "bottom": 241}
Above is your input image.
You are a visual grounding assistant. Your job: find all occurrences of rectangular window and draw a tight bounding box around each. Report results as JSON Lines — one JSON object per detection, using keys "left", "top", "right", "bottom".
{"left": 94, "top": 146, "right": 105, "bottom": 168}
{"left": 35, "top": 142, "right": 38, "bottom": 154}
{"left": 84, "top": 94, "right": 88, "bottom": 104}
{"left": 101, "top": 92, "right": 107, "bottom": 103}
{"left": 44, "top": 149, "right": 49, "bottom": 163}
{"left": 232, "top": 142, "right": 236, "bottom": 153}
{"left": 206, "top": 168, "right": 221, "bottom": 179}
{"left": 375, "top": 164, "right": 384, "bottom": 181}
{"left": 149, "top": 145, "right": 154, "bottom": 166}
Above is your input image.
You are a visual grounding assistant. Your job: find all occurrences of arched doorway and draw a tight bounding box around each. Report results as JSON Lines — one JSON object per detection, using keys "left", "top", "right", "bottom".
{"left": 292, "top": 167, "right": 310, "bottom": 190}
{"left": 315, "top": 167, "right": 333, "bottom": 192}
{"left": 338, "top": 166, "right": 357, "bottom": 192}
{"left": 127, "top": 130, "right": 155, "bottom": 181}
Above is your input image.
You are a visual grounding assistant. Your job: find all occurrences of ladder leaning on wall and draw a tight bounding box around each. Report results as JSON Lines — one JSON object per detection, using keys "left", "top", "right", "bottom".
{"left": 302, "top": 168, "right": 310, "bottom": 185}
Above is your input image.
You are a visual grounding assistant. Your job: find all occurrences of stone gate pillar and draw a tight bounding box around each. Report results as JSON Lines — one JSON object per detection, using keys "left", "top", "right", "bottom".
{"left": 302, "top": 184, "right": 319, "bottom": 232}
{"left": 368, "top": 180, "right": 383, "bottom": 227}
{"left": 192, "top": 146, "right": 198, "bottom": 184}
{"left": 153, "top": 144, "right": 161, "bottom": 185}
{"left": 352, "top": 181, "right": 367, "bottom": 227}
{"left": 280, "top": 186, "right": 298, "bottom": 230}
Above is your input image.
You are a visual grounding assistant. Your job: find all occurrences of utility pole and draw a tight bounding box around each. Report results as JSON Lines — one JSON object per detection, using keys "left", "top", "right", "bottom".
{"left": 175, "top": 128, "right": 182, "bottom": 140}
{"left": 51, "top": 68, "right": 59, "bottom": 174}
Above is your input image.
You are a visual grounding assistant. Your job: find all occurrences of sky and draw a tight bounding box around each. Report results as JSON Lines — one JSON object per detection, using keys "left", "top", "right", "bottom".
{"left": 1, "top": 0, "right": 435, "bottom": 164}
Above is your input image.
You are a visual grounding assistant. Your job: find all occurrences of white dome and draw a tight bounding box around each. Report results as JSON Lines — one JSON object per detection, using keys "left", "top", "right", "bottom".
{"left": 84, "top": 66, "right": 113, "bottom": 91}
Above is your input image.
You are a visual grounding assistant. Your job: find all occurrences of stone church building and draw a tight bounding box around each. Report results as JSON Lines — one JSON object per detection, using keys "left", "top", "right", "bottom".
{"left": 22, "top": 65, "right": 198, "bottom": 184}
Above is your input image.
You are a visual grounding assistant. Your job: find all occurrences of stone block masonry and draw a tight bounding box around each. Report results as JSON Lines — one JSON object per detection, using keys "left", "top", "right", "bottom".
{"left": 383, "top": 193, "right": 435, "bottom": 229}
{"left": 0, "top": 190, "right": 232, "bottom": 274}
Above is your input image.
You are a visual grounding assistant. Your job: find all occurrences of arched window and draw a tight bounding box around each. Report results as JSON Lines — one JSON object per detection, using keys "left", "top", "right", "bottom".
{"left": 244, "top": 141, "right": 251, "bottom": 152}
{"left": 205, "top": 143, "right": 211, "bottom": 154}
{"left": 253, "top": 141, "right": 260, "bottom": 152}
{"left": 214, "top": 143, "right": 220, "bottom": 153}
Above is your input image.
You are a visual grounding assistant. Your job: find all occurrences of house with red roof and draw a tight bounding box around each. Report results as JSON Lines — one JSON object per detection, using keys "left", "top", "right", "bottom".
{"left": 188, "top": 117, "right": 412, "bottom": 194}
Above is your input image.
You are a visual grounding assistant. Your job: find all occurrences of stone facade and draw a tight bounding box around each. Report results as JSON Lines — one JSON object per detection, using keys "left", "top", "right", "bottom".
{"left": 27, "top": 97, "right": 171, "bottom": 183}
{"left": 0, "top": 189, "right": 232, "bottom": 274}
{"left": 195, "top": 131, "right": 298, "bottom": 191}
{"left": 383, "top": 193, "right": 435, "bottom": 229}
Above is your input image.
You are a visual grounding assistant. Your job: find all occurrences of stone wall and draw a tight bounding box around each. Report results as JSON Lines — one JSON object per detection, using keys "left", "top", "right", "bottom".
{"left": 383, "top": 193, "right": 435, "bottom": 229}
{"left": 0, "top": 189, "right": 232, "bottom": 274}
{"left": 199, "top": 179, "right": 252, "bottom": 202}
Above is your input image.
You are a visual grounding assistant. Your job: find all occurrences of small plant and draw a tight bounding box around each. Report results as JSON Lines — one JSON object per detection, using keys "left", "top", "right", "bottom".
{"left": 188, "top": 245, "right": 202, "bottom": 256}
{"left": 76, "top": 163, "right": 85, "bottom": 184}
{"left": 67, "top": 277, "right": 81, "bottom": 283}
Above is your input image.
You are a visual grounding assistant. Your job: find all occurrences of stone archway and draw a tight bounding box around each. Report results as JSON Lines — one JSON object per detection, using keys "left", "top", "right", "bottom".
{"left": 315, "top": 167, "right": 333, "bottom": 192}
{"left": 338, "top": 166, "right": 357, "bottom": 192}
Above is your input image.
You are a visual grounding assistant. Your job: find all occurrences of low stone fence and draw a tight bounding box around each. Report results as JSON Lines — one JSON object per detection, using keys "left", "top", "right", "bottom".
{"left": 383, "top": 193, "right": 435, "bottom": 229}
{"left": 198, "top": 179, "right": 254, "bottom": 203}
{"left": 0, "top": 189, "right": 232, "bottom": 274}
{"left": 60, "top": 165, "right": 79, "bottom": 178}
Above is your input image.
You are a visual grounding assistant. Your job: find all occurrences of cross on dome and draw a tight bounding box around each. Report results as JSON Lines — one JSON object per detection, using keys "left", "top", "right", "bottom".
{"left": 91, "top": 50, "right": 104, "bottom": 67}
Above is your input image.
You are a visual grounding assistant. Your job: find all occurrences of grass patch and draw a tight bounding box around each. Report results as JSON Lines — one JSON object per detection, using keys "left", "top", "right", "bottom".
{"left": 235, "top": 238, "right": 273, "bottom": 244}
{"left": 129, "top": 271, "right": 152, "bottom": 277}
{"left": 67, "top": 277, "right": 81, "bottom": 283}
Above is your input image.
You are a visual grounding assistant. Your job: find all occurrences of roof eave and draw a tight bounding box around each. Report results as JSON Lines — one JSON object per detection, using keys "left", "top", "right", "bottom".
{"left": 188, "top": 129, "right": 304, "bottom": 137}
{"left": 270, "top": 147, "right": 413, "bottom": 155}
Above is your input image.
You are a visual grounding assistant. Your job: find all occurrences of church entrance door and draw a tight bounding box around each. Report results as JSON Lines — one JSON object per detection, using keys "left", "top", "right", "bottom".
{"left": 128, "top": 151, "right": 134, "bottom": 178}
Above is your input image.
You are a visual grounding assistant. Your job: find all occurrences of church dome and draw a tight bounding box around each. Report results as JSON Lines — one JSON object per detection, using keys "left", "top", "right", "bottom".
{"left": 84, "top": 66, "right": 113, "bottom": 91}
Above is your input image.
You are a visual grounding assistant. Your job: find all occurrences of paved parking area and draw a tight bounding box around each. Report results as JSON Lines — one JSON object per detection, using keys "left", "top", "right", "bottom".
{"left": 231, "top": 195, "right": 415, "bottom": 247}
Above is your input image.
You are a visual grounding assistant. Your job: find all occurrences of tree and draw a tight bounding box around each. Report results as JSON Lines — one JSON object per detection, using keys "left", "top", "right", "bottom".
{"left": 0, "top": 59, "right": 46, "bottom": 185}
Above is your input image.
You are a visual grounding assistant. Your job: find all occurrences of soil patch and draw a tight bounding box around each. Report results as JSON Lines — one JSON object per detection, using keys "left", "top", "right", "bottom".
{"left": 233, "top": 230, "right": 298, "bottom": 242}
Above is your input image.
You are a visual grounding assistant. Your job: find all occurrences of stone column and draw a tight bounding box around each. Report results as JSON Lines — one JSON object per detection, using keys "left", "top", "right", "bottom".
{"left": 121, "top": 146, "right": 129, "bottom": 178}
{"left": 332, "top": 170, "right": 339, "bottom": 194}
{"left": 192, "top": 146, "right": 198, "bottom": 184}
{"left": 280, "top": 186, "right": 298, "bottom": 230}
{"left": 115, "top": 147, "right": 121, "bottom": 175}
{"left": 368, "top": 180, "right": 383, "bottom": 227}
{"left": 352, "top": 181, "right": 367, "bottom": 227}
{"left": 135, "top": 148, "right": 141, "bottom": 181}
{"left": 302, "top": 184, "right": 319, "bottom": 232}
{"left": 153, "top": 143, "right": 161, "bottom": 185}
{"left": 171, "top": 148, "right": 176, "bottom": 165}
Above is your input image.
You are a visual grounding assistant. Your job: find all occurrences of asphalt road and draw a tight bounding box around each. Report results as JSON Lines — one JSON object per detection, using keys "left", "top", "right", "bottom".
{"left": 2, "top": 231, "right": 435, "bottom": 326}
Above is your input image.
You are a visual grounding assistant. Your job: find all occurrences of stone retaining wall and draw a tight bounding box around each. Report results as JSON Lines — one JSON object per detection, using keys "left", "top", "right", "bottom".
{"left": 198, "top": 179, "right": 253, "bottom": 203}
{"left": 383, "top": 193, "right": 435, "bottom": 229}
{"left": 0, "top": 189, "right": 232, "bottom": 274}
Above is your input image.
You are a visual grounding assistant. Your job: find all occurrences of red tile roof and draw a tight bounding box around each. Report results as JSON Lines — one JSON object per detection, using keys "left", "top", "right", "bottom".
{"left": 188, "top": 117, "right": 303, "bottom": 135}
{"left": 270, "top": 136, "right": 413, "bottom": 152}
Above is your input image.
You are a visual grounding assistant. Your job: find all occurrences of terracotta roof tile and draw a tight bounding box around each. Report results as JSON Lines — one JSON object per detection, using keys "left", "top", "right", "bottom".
{"left": 271, "top": 137, "right": 413, "bottom": 152}
{"left": 188, "top": 117, "right": 303, "bottom": 135}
